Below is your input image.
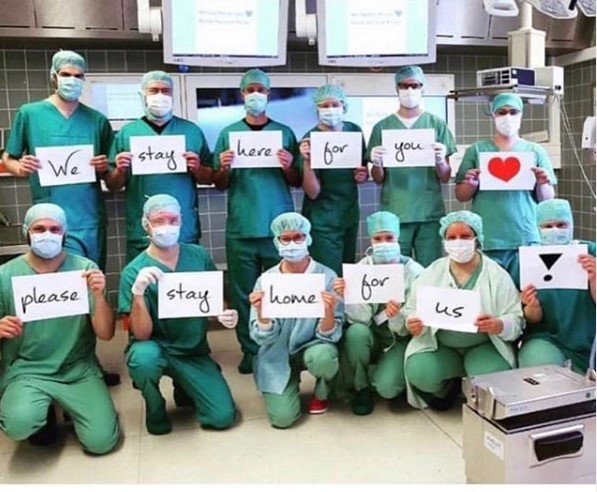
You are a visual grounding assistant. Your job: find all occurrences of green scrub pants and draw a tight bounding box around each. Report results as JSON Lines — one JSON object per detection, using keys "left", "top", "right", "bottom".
{"left": 518, "top": 338, "right": 570, "bottom": 371}
{"left": 65, "top": 226, "right": 107, "bottom": 271}
{"left": 399, "top": 221, "right": 442, "bottom": 267}
{"left": 309, "top": 223, "right": 358, "bottom": 276}
{"left": 262, "top": 343, "right": 339, "bottom": 429}
{"left": 0, "top": 375, "right": 119, "bottom": 455}
{"left": 405, "top": 342, "right": 511, "bottom": 397}
{"left": 126, "top": 340, "right": 235, "bottom": 432}
{"left": 226, "top": 236, "right": 280, "bottom": 357}
{"left": 341, "top": 322, "right": 407, "bottom": 399}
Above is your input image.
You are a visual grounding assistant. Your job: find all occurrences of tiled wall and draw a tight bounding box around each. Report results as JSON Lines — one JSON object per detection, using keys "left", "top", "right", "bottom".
{"left": 0, "top": 45, "right": 591, "bottom": 303}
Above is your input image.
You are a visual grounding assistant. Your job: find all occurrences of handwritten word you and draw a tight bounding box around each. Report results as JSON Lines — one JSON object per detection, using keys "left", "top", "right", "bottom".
{"left": 394, "top": 141, "right": 423, "bottom": 163}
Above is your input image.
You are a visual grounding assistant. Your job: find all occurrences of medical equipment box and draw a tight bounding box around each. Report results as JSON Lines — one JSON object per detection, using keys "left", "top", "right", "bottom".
{"left": 477, "top": 67, "right": 535, "bottom": 88}
{"left": 462, "top": 364, "right": 596, "bottom": 484}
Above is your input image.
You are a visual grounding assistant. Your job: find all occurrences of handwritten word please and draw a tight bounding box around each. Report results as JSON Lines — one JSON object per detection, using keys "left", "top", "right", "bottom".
{"left": 21, "top": 287, "right": 81, "bottom": 314}
{"left": 137, "top": 146, "right": 178, "bottom": 170}
{"left": 166, "top": 283, "right": 211, "bottom": 313}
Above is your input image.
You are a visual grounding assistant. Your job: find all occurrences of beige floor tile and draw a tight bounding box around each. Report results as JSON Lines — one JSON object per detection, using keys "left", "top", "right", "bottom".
{"left": 421, "top": 405, "right": 465, "bottom": 446}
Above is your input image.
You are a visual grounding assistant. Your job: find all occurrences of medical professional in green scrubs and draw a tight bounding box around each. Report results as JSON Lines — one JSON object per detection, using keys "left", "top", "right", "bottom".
{"left": 402, "top": 211, "right": 523, "bottom": 410}
{"left": 119, "top": 194, "right": 237, "bottom": 435}
{"left": 366, "top": 66, "right": 457, "bottom": 267}
{"left": 0, "top": 204, "right": 120, "bottom": 454}
{"left": 249, "top": 212, "right": 343, "bottom": 428}
{"left": 211, "top": 69, "right": 301, "bottom": 374}
{"left": 455, "top": 93, "right": 556, "bottom": 277}
{"left": 106, "top": 71, "right": 212, "bottom": 262}
{"left": 518, "top": 199, "right": 596, "bottom": 373}
{"left": 2, "top": 50, "right": 113, "bottom": 270}
{"left": 332, "top": 211, "right": 424, "bottom": 415}
{"left": 298, "top": 84, "right": 368, "bottom": 276}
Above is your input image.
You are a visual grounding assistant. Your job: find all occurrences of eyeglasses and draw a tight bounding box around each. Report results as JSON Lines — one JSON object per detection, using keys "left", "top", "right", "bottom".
{"left": 495, "top": 108, "right": 521, "bottom": 116}
{"left": 398, "top": 83, "right": 423, "bottom": 90}
{"left": 145, "top": 87, "right": 173, "bottom": 96}
{"left": 278, "top": 233, "right": 306, "bottom": 245}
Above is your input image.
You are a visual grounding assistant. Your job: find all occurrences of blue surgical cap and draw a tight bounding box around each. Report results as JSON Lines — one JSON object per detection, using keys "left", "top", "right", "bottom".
{"left": 240, "top": 69, "right": 270, "bottom": 90}
{"left": 439, "top": 211, "right": 484, "bottom": 248}
{"left": 141, "top": 70, "right": 173, "bottom": 91}
{"left": 23, "top": 203, "right": 67, "bottom": 236}
{"left": 395, "top": 66, "right": 426, "bottom": 86}
{"left": 491, "top": 93, "right": 524, "bottom": 113}
{"left": 367, "top": 211, "right": 400, "bottom": 237}
{"left": 271, "top": 212, "right": 313, "bottom": 247}
{"left": 536, "top": 199, "right": 573, "bottom": 228}
{"left": 313, "top": 84, "right": 347, "bottom": 108}
{"left": 51, "top": 50, "right": 86, "bottom": 75}
{"left": 142, "top": 194, "right": 181, "bottom": 230}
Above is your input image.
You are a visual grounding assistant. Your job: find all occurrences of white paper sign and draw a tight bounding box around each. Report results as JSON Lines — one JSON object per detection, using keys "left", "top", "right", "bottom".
{"left": 381, "top": 129, "right": 435, "bottom": 167}
{"left": 158, "top": 271, "right": 224, "bottom": 319}
{"left": 261, "top": 273, "right": 325, "bottom": 319}
{"left": 130, "top": 135, "right": 186, "bottom": 175}
{"left": 343, "top": 263, "right": 404, "bottom": 304}
{"left": 519, "top": 244, "right": 589, "bottom": 290}
{"left": 479, "top": 152, "right": 536, "bottom": 191}
{"left": 12, "top": 271, "right": 90, "bottom": 322}
{"left": 36, "top": 145, "right": 95, "bottom": 186}
{"left": 310, "top": 132, "right": 363, "bottom": 169}
{"left": 229, "top": 131, "right": 282, "bottom": 168}
{"left": 416, "top": 285, "right": 481, "bottom": 333}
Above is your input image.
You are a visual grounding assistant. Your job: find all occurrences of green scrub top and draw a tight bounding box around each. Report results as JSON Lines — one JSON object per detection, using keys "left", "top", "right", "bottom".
{"left": 297, "top": 122, "right": 366, "bottom": 231}
{"left": 211, "top": 119, "right": 298, "bottom": 239}
{"left": 118, "top": 243, "right": 216, "bottom": 356}
{"left": 366, "top": 112, "right": 457, "bottom": 223}
{"left": 456, "top": 138, "right": 557, "bottom": 251}
{"left": 522, "top": 242, "right": 596, "bottom": 371}
{"left": 0, "top": 253, "right": 100, "bottom": 391}
{"left": 5, "top": 100, "right": 112, "bottom": 230}
{"left": 109, "top": 116, "right": 212, "bottom": 246}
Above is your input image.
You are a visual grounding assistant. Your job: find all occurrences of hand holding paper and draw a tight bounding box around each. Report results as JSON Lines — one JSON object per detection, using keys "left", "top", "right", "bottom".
{"left": 531, "top": 166, "right": 551, "bottom": 185}
{"left": 219, "top": 149, "right": 235, "bottom": 170}
{"left": 184, "top": 151, "right": 201, "bottom": 172}
{"left": 406, "top": 316, "right": 425, "bottom": 336}
{"left": 132, "top": 267, "right": 164, "bottom": 296}
{"left": 520, "top": 284, "right": 540, "bottom": 307}
{"left": 0, "top": 316, "right": 23, "bottom": 339}
{"left": 578, "top": 254, "right": 596, "bottom": 283}
{"left": 475, "top": 314, "right": 503, "bottom": 335}
{"left": 332, "top": 278, "right": 345, "bottom": 298}
{"left": 277, "top": 148, "right": 293, "bottom": 169}
{"left": 319, "top": 291, "right": 337, "bottom": 333}
{"left": 217, "top": 309, "right": 238, "bottom": 329}
{"left": 90, "top": 155, "right": 109, "bottom": 174}
{"left": 433, "top": 142, "right": 447, "bottom": 165}
{"left": 17, "top": 155, "right": 41, "bottom": 176}
{"left": 249, "top": 290, "right": 270, "bottom": 326}
{"left": 114, "top": 152, "right": 133, "bottom": 172}
{"left": 384, "top": 299, "right": 401, "bottom": 319}
{"left": 84, "top": 269, "right": 106, "bottom": 297}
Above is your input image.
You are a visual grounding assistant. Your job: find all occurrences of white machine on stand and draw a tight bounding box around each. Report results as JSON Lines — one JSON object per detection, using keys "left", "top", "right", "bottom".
{"left": 462, "top": 364, "right": 596, "bottom": 484}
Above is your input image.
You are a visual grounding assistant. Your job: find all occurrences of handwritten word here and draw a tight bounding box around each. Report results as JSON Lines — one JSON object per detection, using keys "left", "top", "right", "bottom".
{"left": 519, "top": 244, "right": 588, "bottom": 290}
{"left": 131, "top": 135, "right": 186, "bottom": 175}
{"left": 479, "top": 152, "right": 535, "bottom": 191}
{"left": 343, "top": 263, "right": 404, "bottom": 304}
{"left": 229, "top": 131, "right": 282, "bottom": 168}
{"left": 261, "top": 273, "right": 325, "bottom": 319}
{"left": 310, "top": 132, "right": 363, "bottom": 169}
{"left": 416, "top": 285, "right": 481, "bottom": 333}
{"left": 158, "top": 271, "right": 224, "bottom": 319}
{"left": 36, "top": 145, "right": 95, "bottom": 187}
{"left": 12, "top": 271, "right": 90, "bottom": 322}
{"left": 381, "top": 129, "right": 435, "bottom": 167}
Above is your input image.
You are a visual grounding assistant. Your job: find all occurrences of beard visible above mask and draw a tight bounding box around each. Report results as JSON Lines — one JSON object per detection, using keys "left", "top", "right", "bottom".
{"left": 277, "top": 241, "right": 309, "bottom": 263}
{"left": 150, "top": 225, "right": 180, "bottom": 249}
{"left": 371, "top": 242, "right": 401, "bottom": 264}
{"left": 318, "top": 107, "right": 344, "bottom": 127}
{"left": 56, "top": 76, "right": 83, "bottom": 102}
{"left": 244, "top": 93, "right": 268, "bottom": 117}
{"left": 494, "top": 113, "right": 522, "bottom": 138}
{"left": 398, "top": 88, "right": 422, "bottom": 109}
{"left": 30, "top": 231, "right": 63, "bottom": 259}
{"left": 145, "top": 93, "right": 174, "bottom": 123}
{"left": 444, "top": 239, "right": 476, "bottom": 264}
{"left": 540, "top": 227, "right": 572, "bottom": 246}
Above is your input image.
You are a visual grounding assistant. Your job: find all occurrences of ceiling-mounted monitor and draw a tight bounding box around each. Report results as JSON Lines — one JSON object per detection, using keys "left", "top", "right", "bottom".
{"left": 317, "top": 0, "right": 437, "bottom": 67}
{"left": 162, "top": 0, "right": 289, "bottom": 67}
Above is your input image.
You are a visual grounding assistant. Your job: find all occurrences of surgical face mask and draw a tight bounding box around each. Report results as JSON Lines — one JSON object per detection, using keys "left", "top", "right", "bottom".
{"left": 145, "top": 93, "right": 173, "bottom": 121}
{"left": 278, "top": 241, "right": 308, "bottom": 263}
{"left": 150, "top": 225, "right": 180, "bottom": 249}
{"left": 494, "top": 113, "right": 522, "bottom": 138}
{"left": 398, "top": 88, "right": 422, "bottom": 109}
{"left": 540, "top": 227, "right": 572, "bottom": 246}
{"left": 444, "top": 239, "right": 476, "bottom": 264}
{"left": 318, "top": 107, "right": 344, "bottom": 127}
{"left": 30, "top": 231, "right": 63, "bottom": 259}
{"left": 244, "top": 92, "right": 268, "bottom": 116}
{"left": 56, "top": 76, "right": 83, "bottom": 102}
{"left": 371, "top": 242, "right": 401, "bottom": 264}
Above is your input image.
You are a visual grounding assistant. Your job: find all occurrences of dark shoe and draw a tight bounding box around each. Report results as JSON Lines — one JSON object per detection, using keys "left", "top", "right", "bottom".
{"left": 351, "top": 388, "right": 375, "bottom": 416}
{"left": 146, "top": 407, "right": 172, "bottom": 436}
{"left": 426, "top": 379, "right": 462, "bottom": 412}
{"left": 102, "top": 370, "right": 121, "bottom": 387}
{"left": 387, "top": 392, "right": 409, "bottom": 411}
{"left": 28, "top": 405, "right": 59, "bottom": 447}
{"left": 173, "top": 386, "right": 194, "bottom": 408}
{"left": 238, "top": 353, "right": 254, "bottom": 374}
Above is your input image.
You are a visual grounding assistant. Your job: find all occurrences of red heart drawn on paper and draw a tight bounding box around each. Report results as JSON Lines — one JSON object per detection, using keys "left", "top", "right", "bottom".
{"left": 487, "top": 156, "right": 521, "bottom": 182}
